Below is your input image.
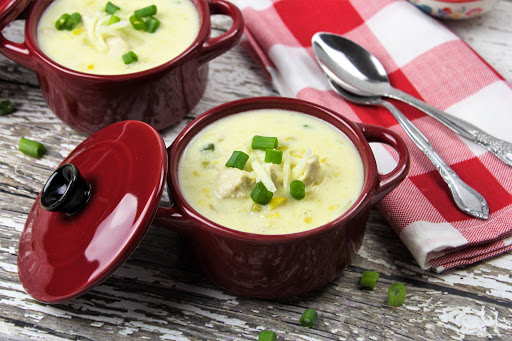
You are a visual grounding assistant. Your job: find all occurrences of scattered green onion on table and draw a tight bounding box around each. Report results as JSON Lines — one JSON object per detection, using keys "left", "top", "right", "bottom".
{"left": 360, "top": 270, "right": 380, "bottom": 290}
{"left": 300, "top": 308, "right": 318, "bottom": 327}
{"left": 0, "top": 100, "right": 15, "bottom": 116}
{"left": 258, "top": 330, "right": 277, "bottom": 341}
{"left": 388, "top": 282, "right": 406, "bottom": 307}
{"left": 18, "top": 137, "right": 46, "bottom": 159}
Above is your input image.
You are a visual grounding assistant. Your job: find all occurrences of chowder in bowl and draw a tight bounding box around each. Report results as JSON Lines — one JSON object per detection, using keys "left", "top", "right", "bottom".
{"left": 178, "top": 108, "right": 365, "bottom": 235}
{"left": 37, "top": 0, "right": 200, "bottom": 75}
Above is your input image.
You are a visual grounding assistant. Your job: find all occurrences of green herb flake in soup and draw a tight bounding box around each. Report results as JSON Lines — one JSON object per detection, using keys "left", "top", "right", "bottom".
{"left": 37, "top": 0, "right": 199, "bottom": 75}
{"left": 178, "top": 109, "right": 365, "bottom": 235}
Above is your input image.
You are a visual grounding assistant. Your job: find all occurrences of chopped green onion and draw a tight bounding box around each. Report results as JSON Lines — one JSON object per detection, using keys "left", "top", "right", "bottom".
{"left": 122, "top": 51, "right": 138, "bottom": 64}
{"left": 55, "top": 13, "right": 70, "bottom": 30}
{"left": 251, "top": 182, "right": 273, "bottom": 205}
{"left": 258, "top": 330, "right": 277, "bottom": 341}
{"left": 225, "top": 151, "right": 249, "bottom": 170}
{"left": 135, "top": 5, "right": 157, "bottom": 17}
{"left": 388, "top": 282, "right": 406, "bottom": 307}
{"left": 0, "top": 100, "right": 15, "bottom": 116}
{"left": 290, "top": 180, "right": 305, "bottom": 200}
{"left": 18, "top": 137, "right": 46, "bottom": 159}
{"left": 105, "top": 1, "right": 120, "bottom": 15}
{"left": 108, "top": 15, "right": 121, "bottom": 25}
{"left": 202, "top": 143, "right": 214, "bottom": 151}
{"left": 252, "top": 135, "right": 278, "bottom": 150}
{"left": 64, "top": 12, "right": 81, "bottom": 31}
{"left": 145, "top": 16, "right": 161, "bottom": 33}
{"left": 300, "top": 308, "right": 318, "bottom": 328}
{"left": 129, "top": 14, "right": 146, "bottom": 30}
{"left": 360, "top": 271, "right": 380, "bottom": 290}
{"left": 264, "top": 149, "right": 282, "bottom": 164}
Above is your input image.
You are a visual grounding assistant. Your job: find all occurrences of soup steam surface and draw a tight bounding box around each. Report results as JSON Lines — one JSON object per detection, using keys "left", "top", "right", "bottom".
{"left": 178, "top": 109, "right": 365, "bottom": 235}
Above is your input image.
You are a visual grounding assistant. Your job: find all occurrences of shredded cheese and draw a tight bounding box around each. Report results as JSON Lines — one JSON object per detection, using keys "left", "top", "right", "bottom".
{"left": 292, "top": 148, "right": 312, "bottom": 179}
{"left": 250, "top": 160, "right": 276, "bottom": 192}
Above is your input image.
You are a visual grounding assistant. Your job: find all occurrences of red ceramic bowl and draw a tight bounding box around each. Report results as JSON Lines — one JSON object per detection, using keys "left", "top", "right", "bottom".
{"left": 0, "top": 0, "right": 243, "bottom": 132}
{"left": 18, "top": 97, "right": 409, "bottom": 303}
{"left": 154, "top": 97, "right": 410, "bottom": 298}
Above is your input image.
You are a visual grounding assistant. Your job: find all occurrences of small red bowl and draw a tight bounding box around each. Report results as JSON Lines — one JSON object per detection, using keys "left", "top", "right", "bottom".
{"left": 0, "top": 0, "right": 243, "bottom": 132}
{"left": 18, "top": 97, "right": 410, "bottom": 303}
{"left": 407, "top": 0, "right": 499, "bottom": 19}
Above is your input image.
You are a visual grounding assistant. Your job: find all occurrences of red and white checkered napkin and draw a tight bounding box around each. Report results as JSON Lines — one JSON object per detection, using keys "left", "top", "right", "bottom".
{"left": 231, "top": 0, "right": 512, "bottom": 271}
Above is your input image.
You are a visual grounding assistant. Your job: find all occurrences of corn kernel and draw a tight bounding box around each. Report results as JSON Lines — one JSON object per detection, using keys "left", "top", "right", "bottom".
{"left": 305, "top": 217, "right": 312, "bottom": 224}
{"left": 269, "top": 197, "right": 286, "bottom": 210}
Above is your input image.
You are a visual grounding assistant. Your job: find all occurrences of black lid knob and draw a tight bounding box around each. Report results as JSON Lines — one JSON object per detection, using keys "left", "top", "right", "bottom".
{"left": 41, "top": 163, "right": 91, "bottom": 215}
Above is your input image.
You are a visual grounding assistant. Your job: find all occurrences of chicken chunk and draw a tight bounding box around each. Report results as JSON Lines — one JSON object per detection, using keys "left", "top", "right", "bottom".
{"left": 216, "top": 168, "right": 256, "bottom": 199}
{"left": 298, "top": 154, "right": 321, "bottom": 185}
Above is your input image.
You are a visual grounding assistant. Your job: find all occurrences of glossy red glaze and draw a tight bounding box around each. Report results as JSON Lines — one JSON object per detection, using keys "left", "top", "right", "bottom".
{"left": 0, "top": 0, "right": 243, "bottom": 133}
{"left": 155, "top": 97, "right": 410, "bottom": 298}
{"left": 18, "top": 121, "right": 167, "bottom": 303}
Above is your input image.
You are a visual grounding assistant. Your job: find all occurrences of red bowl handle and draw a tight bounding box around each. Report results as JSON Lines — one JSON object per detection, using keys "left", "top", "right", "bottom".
{"left": 359, "top": 123, "right": 410, "bottom": 204}
{"left": 198, "top": 0, "right": 244, "bottom": 65}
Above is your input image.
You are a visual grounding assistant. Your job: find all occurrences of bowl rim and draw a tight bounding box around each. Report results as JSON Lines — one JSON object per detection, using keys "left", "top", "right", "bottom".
{"left": 167, "top": 97, "right": 381, "bottom": 243}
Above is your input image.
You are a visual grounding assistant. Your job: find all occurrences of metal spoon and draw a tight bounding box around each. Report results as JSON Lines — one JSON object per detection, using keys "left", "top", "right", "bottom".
{"left": 324, "top": 75, "right": 489, "bottom": 219}
{"left": 311, "top": 32, "right": 512, "bottom": 167}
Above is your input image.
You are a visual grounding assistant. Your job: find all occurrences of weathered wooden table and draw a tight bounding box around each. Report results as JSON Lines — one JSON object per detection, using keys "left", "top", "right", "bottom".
{"left": 1, "top": 2, "right": 511, "bottom": 340}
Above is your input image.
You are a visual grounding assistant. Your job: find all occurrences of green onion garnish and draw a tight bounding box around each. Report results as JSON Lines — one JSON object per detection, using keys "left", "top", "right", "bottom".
{"left": 18, "top": 137, "right": 46, "bottom": 158}
{"left": 251, "top": 182, "right": 273, "bottom": 205}
{"left": 202, "top": 143, "right": 214, "bottom": 151}
{"left": 388, "top": 282, "right": 406, "bottom": 307}
{"left": 135, "top": 5, "right": 157, "bottom": 17}
{"left": 129, "top": 14, "right": 146, "bottom": 30}
{"left": 64, "top": 12, "right": 81, "bottom": 31}
{"left": 264, "top": 149, "right": 282, "bottom": 164}
{"left": 290, "top": 180, "right": 305, "bottom": 200}
{"left": 258, "top": 330, "right": 277, "bottom": 341}
{"left": 225, "top": 151, "right": 249, "bottom": 170}
{"left": 108, "top": 15, "right": 121, "bottom": 25}
{"left": 105, "top": 1, "right": 120, "bottom": 15}
{"left": 360, "top": 271, "right": 380, "bottom": 290}
{"left": 122, "top": 51, "right": 138, "bottom": 64}
{"left": 0, "top": 100, "right": 15, "bottom": 116}
{"left": 300, "top": 308, "right": 318, "bottom": 328}
{"left": 145, "top": 16, "right": 161, "bottom": 33}
{"left": 252, "top": 135, "right": 278, "bottom": 150}
{"left": 55, "top": 13, "right": 70, "bottom": 30}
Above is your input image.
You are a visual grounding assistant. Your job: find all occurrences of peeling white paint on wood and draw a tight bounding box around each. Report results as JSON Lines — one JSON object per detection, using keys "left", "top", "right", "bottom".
{"left": 1, "top": 2, "right": 512, "bottom": 340}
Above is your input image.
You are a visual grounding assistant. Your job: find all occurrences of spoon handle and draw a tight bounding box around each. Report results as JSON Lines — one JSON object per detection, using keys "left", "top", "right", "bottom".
{"left": 380, "top": 100, "right": 489, "bottom": 220}
{"left": 387, "top": 88, "right": 512, "bottom": 167}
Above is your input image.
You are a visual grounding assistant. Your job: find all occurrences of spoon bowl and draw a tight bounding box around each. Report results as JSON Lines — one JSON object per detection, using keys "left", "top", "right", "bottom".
{"left": 311, "top": 32, "right": 512, "bottom": 167}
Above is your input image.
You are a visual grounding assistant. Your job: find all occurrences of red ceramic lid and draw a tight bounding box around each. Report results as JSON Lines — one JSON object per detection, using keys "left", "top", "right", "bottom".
{"left": 18, "top": 121, "right": 167, "bottom": 303}
{"left": 0, "top": 0, "right": 31, "bottom": 30}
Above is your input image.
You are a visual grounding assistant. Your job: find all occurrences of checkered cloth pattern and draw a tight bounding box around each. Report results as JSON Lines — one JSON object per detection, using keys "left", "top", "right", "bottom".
{"left": 230, "top": 0, "right": 512, "bottom": 271}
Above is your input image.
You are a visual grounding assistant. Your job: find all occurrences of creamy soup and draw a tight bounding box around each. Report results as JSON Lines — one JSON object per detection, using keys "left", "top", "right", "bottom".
{"left": 37, "top": 0, "right": 200, "bottom": 75}
{"left": 178, "top": 109, "right": 365, "bottom": 235}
